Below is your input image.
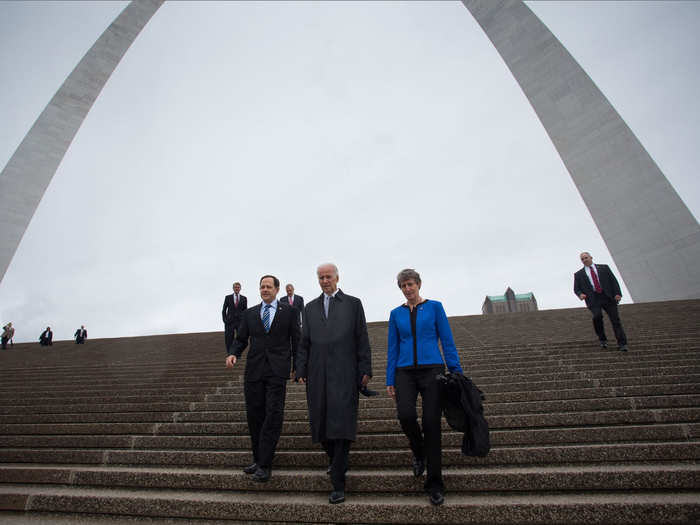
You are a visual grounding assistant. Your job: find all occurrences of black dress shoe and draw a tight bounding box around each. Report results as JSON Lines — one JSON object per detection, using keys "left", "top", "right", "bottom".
{"left": 412, "top": 457, "right": 425, "bottom": 477}
{"left": 429, "top": 490, "right": 444, "bottom": 506}
{"left": 619, "top": 344, "right": 628, "bottom": 352}
{"left": 329, "top": 490, "right": 345, "bottom": 504}
{"left": 252, "top": 467, "right": 271, "bottom": 482}
{"left": 599, "top": 340, "right": 608, "bottom": 349}
{"left": 243, "top": 462, "right": 258, "bottom": 475}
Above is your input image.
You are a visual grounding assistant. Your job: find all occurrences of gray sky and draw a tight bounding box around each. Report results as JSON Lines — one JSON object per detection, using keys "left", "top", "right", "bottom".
{"left": 1, "top": 1, "right": 698, "bottom": 343}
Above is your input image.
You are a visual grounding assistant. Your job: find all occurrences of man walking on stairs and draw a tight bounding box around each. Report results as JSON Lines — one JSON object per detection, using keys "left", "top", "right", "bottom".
{"left": 296, "top": 263, "right": 373, "bottom": 505}
{"left": 226, "top": 275, "right": 300, "bottom": 482}
{"left": 573, "top": 251, "right": 629, "bottom": 352}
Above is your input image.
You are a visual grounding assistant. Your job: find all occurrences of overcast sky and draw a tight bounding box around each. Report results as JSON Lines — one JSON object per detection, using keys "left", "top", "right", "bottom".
{"left": 1, "top": 1, "right": 698, "bottom": 343}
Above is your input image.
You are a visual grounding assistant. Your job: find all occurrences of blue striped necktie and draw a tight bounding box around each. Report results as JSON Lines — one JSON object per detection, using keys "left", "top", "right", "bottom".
{"left": 263, "top": 304, "right": 271, "bottom": 332}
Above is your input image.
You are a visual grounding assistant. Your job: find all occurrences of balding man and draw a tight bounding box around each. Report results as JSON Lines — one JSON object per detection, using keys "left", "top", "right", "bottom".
{"left": 283, "top": 283, "right": 304, "bottom": 327}
{"left": 296, "top": 263, "right": 372, "bottom": 504}
{"left": 574, "top": 252, "right": 629, "bottom": 351}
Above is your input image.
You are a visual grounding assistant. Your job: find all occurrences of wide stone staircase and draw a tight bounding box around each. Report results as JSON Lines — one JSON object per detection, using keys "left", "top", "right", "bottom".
{"left": 0, "top": 300, "right": 699, "bottom": 524}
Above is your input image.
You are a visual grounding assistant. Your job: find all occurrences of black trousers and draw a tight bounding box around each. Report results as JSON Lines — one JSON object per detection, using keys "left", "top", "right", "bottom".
{"left": 589, "top": 293, "right": 627, "bottom": 345}
{"left": 394, "top": 366, "right": 445, "bottom": 492}
{"left": 224, "top": 322, "right": 239, "bottom": 352}
{"left": 322, "top": 439, "right": 351, "bottom": 491}
{"left": 244, "top": 375, "right": 287, "bottom": 469}
{"left": 1, "top": 337, "right": 8, "bottom": 349}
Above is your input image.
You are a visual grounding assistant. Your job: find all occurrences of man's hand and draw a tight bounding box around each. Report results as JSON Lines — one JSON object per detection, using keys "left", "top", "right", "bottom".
{"left": 614, "top": 295, "right": 622, "bottom": 303}
{"left": 386, "top": 385, "right": 395, "bottom": 399}
{"left": 225, "top": 355, "right": 237, "bottom": 368}
{"left": 297, "top": 377, "right": 306, "bottom": 384}
{"left": 360, "top": 374, "right": 370, "bottom": 387}
{"left": 290, "top": 370, "right": 296, "bottom": 380}
{"left": 579, "top": 293, "right": 587, "bottom": 301}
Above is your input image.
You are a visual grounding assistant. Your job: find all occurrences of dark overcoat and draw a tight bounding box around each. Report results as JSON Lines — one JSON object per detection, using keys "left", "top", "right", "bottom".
{"left": 296, "top": 290, "right": 372, "bottom": 443}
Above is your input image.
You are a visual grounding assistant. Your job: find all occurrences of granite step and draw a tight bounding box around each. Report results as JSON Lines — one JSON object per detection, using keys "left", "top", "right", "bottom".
{"left": 3, "top": 406, "right": 697, "bottom": 435}
{"left": 1, "top": 463, "right": 698, "bottom": 492}
{"left": 0, "top": 485, "right": 698, "bottom": 524}
{"left": 1, "top": 442, "right": 698, "bottom": 467}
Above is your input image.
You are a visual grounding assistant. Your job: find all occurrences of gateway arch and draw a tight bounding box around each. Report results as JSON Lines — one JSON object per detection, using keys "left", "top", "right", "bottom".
{"left": 1, "top": 0, "right": 698, "bottom": 301}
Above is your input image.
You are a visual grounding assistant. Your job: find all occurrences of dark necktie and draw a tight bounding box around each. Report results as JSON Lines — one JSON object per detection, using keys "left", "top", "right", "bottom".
{"left": 263, "top": 304, "right": 271, "bottom": 332}
{"left": 590, "top": 267, "right": 603, "bottom": 293}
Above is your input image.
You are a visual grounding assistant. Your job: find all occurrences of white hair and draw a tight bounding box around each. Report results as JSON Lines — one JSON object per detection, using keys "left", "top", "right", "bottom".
{"left": 316, "top": 263, "right": 339, "bottom": 276}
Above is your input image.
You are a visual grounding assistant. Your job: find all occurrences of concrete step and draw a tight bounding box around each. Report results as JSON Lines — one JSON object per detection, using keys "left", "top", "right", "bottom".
{"left": 0, "top": 485, "right": 698, "bottom": 524}
{"left": 1, "top": 442, "right": 698, "bottom": 467}
{"left": 3, "top": 407, "right": 697, "bottom": 435}
{"left": 1, "top": 463, "right": 698, "bottom": 492}
{"left": 2, "top": 422, "right": 694, "bottom": 450}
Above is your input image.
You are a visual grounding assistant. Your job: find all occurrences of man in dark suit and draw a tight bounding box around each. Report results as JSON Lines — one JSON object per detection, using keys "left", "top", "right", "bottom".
{"left": 296, "top": 263, "right": 372, "bottom": 504}
{"left": 573, "top": 252, "right": 629, "bottom": 351}
{"left": 39, "top": 327, "right": 53, "bottom": 346}
{"left": 74, "top": 325, "right": 87, "bottom": 344}
{"left": 222, "top": 282, "right": 247, "bottom": 353}
{"left": 282, "top": 283, "right": 304, "bottom": 326}
{"left": 226, "top": 275, "right": 300, "bottom": 482}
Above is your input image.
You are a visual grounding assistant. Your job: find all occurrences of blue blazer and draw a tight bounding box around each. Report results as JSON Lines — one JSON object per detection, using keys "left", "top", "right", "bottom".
{"left": 386, "top": 300, "right": 463, "bottom": 386}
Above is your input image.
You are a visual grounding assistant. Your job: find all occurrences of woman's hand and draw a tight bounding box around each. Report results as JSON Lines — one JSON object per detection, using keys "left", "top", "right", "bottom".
{"left": 386, "top": 385, "right": 395, "bottom": 399}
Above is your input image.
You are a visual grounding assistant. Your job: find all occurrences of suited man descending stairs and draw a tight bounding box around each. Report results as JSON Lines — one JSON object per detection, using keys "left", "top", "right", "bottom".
{"left": 573, "top": 251, "right": 629, "bottom": 352}
{"left": 226, "top": 274, "right": 300, "bottom": 482}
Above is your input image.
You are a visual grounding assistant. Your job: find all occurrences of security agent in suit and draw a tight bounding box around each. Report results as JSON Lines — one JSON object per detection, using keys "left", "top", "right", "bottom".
{"left": 282, "top": 283, "right": 304, "bottom": 326}
{"left": 74, "top": 325, "right": 87, "bottom": 344}
{"left": 222, "top": 282, "right": 247, "bottom": 352}
{"left": 573, "top": 252, "right": 629, "bottom": 351}
{"left": 226, "top": 275, "right": 300, "bottom": 482}
{"left": 39, "top": 327, "right": 53, "bottom": 346}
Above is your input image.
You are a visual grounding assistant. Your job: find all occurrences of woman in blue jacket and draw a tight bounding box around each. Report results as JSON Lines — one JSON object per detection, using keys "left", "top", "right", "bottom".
{"left": 386, "top": 268, "right": 463, "bottom": 506}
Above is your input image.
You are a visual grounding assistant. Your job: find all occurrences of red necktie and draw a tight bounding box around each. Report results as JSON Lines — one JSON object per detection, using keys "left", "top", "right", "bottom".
{"left": 234, "top": 295, "right": 238, "bottom": 307}
{"left": 289, "top": 297, "right": 293, "bottom": 305}
{"left": 590, "top": 267, "right": 602, "bottom": 293}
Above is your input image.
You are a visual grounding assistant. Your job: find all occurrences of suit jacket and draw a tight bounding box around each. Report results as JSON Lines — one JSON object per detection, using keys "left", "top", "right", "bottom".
{"left": 229, "top": 301, "right": 300, "bottom": 381}
{"left": 74, "top": 328, "right": 87, "bottom": 340}
{"left": 40, "top": 330, "right": 53, "bottom": 344}
{"left": 296, "top": 289, "right": 372, "bottom": 442}
{"left": 282, "top": 294, "right": 304, "bottom": 323}
{"left": 222, "top": 293, "right": 247, "bottom": 325}
{"left": 573, "top": 264, "right": 622, "bottom": 308}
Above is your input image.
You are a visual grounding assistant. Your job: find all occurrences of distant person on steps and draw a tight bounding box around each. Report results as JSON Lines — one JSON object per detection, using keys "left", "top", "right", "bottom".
{"left": 1, "top": 322, "right": 14, "bottom": 349}
{"left": 74, "top": 325, "right": 87, "bottom": 344}
{"left": 573, "top": 252, "right": 629, "bottom": 351}
{"left": 222, "top": 282, "right": 247, "bottom": 353}
{"left": 39, "top": 327, "right": 53, "bottom": 346}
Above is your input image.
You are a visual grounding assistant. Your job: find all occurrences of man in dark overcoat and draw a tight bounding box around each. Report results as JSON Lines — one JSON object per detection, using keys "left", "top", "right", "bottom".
{"left": 296, "top": 263, "right": 372, "bottom": 505}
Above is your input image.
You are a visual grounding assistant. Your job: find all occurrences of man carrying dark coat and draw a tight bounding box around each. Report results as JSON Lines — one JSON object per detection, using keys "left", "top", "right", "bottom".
{"left": 296, "top": 263, "right": 372, "bottom": 505}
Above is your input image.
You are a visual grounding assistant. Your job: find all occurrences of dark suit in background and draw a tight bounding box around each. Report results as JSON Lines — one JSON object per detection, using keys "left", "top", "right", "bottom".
{"left": 574, "top": 262, "right": 627, "bottom": 347}
{"left": 222, "top": 291, "right": 247, "bottom": 352}
{"left": 230, "top": 301, "right": 300, "bottom": 475}
{"left": 282, "top": 294, "right": 304, "bottom": 326}
{"left": 39, "top": 329, "right": 53, "bottom": 346}
{"left": 74, "top": 327, "right": 87, "bottom": 344}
